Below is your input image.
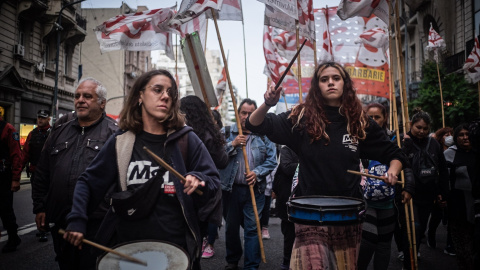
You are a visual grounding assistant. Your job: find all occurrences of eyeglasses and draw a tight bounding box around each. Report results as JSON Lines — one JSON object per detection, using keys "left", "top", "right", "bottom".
{"left": 144, "top": 84, "right": 177, "bottom": 98}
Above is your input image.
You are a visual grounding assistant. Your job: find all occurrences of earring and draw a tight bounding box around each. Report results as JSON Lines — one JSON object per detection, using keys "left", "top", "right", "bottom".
{"left": 138, "top": 101, "right": 142, "bottom": 107}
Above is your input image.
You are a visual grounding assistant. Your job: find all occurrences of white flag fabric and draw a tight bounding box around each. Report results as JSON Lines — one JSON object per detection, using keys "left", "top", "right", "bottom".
{"left": 257, "top": 0, "right": 297, "bottom": 19}
{"left": 426, "top": 24, "right": 446, "bottom": 50}
{"left": 463, "top": 37, "right": 480, "bottom": 83}
{"left": 263, "top": 0, "right": 315, "bottom": 41}
{"left": 215, "top": 66, "right": 227, "bottom": 109}
{"left": 95, "top": 8, "right": 175, "bottom": 58}
{"left": 170, "top": 0, "right": 223, "bottom": 26}
{"left": 337, "top": 0, "right": 390, "bottom": 24}
{"left": 172, "top": 13, "right": 208, "bottom": 49}
{"left": 355, "top": 27, "right": 389, "bottom": 52}
{"left": 263, "top": 26, "right": 296, "bottom": 85}
{"left": 206, "top": 0, "right": 243, "bottom": 21}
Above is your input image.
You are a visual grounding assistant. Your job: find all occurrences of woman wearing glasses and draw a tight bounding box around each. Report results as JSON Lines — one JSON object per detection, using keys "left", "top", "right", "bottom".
{"left": 63, "top": 69, "right": 222, "bottom": 270}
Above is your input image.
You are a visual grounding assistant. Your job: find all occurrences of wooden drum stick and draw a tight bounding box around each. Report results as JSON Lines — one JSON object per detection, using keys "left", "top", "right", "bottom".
{"left": 143, "top": 146, "right": 203, "bottom": 196}
{"left": 58, "top": 229, "right": 147, "bottom": 266}
{"left": 347, "top": 170, "right": 404, "bottom": 184}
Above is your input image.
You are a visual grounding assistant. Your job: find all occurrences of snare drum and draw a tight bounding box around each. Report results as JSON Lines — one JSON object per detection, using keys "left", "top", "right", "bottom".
{"left": 287, "top": 196, "right": 365, "bottom": 226}
{"left": 97, "top": 240, "right": 189, "bottom": 270}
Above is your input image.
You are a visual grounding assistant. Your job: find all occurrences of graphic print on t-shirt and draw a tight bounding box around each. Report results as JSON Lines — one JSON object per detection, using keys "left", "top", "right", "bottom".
{"left": 342, "top": 134, "right": 358, "bottom": 152}
{"left": 127, "top": 160, "right": 175, "bottom": 194}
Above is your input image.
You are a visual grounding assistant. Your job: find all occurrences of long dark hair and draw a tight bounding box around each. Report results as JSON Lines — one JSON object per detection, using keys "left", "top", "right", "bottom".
{"left": 180, "top": 95, "right": 225, "bottom": 149}
{"left": 288, "top": 62, "right": 368, "bottom": 143}
{"left": 118, "top": 69, "right": 184, "bottom": 133}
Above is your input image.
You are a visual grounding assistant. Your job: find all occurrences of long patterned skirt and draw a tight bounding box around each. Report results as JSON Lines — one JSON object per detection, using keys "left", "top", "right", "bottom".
{"left": 290, "top": 223, "right": 363, "bottom": 270}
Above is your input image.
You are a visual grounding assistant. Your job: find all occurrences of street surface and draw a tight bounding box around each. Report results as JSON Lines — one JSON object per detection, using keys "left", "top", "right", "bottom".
{"left": 1, "top": 176, "right": 458, "bottom": 269}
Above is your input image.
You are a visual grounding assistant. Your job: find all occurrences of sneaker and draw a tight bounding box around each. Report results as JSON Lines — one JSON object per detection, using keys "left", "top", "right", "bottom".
{"left": 202, "top": 245, "right": 215, "bottom": 259}
{"left": 397, "top": 251, "right": 404, "bottom": 261}
{"left": 201, "top": 238, "right": 207, "bottom": 253}
{"left": 2, "top": 235, "right": 21, "bottom": 253}
{"left": 417, "top": 252, "right": 421, "bottom": 259}
{"left": 444, "top": 246, "right": 456, "bottom": 256}
{"left": 262, "top": 227, "right": 270, "bottom": 239}
{"left": 280, "top": 263, "right": 290, "bottom": 270}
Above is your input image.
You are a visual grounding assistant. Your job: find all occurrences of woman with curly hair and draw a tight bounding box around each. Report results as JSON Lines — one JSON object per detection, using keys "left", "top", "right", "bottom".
{"left": 180, "top": 96, "right": 228, "bottom": 169}
{"left": 247, "top": 62, "right": 407, "bottom": 270}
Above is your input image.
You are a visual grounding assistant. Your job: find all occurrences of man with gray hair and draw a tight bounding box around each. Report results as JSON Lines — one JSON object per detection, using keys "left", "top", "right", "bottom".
{"left": 32, "top": 78, "right": 118, "bottom": 270}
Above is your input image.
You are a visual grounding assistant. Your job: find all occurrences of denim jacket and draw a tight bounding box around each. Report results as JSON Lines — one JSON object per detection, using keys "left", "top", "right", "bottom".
{"left": 219, "top": 124, "right": 277, "bottom": 193}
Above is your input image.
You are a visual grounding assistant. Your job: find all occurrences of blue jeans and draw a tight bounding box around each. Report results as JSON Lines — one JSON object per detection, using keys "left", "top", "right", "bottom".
{"left": 225, "top": 184, "right": 265, "bottom": 270}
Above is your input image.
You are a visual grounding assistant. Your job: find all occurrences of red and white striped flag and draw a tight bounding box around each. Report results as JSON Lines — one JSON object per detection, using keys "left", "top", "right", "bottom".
{"left": 174, "top": 13, "right": 207, "bottom": 49}
{"left": 170, "top": 0, "right": 223, "bottom": 26}
{"left": 355, "top": 27, "right": 389, "bottom": 51}
{"left": 337, "top": 0, "right": 390, "bottom": 24}
{"left": 215, "top": 67, "right": 227, "bottom": 109}
{"left": 207, "top": 0, "right": 243, "bottom": 21}
{"left": 463, "top": 37, "right": 480, "bottom": 83}
{"left": 263, "top": 26, "right": 295, "bottom": 85}
{"left": 426, "top": 24, "right": 446, "bottom": 50}
{"left": 95, "top": 8, "right": 175, "bottom": 57}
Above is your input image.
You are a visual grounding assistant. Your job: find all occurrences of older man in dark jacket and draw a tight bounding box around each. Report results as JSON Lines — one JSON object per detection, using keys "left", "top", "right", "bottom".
{"left": 32, "top": 78, "right": 118, "bottom": 270}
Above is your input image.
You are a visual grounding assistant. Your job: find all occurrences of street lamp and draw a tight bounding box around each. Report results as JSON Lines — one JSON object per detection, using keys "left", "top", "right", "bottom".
{"left": 52, "top": 0, "right": 85, "bottom": 125}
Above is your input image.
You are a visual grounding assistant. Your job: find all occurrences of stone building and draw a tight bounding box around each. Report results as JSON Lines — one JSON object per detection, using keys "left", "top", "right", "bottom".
{"left": 392, "top": 0, "right": 476, "bottom": 100}
{"left": 0, "top": 0, "right": 86, "bottom": 144}
{"left": 81, "top": 3, "right": 152, "bottom": 118}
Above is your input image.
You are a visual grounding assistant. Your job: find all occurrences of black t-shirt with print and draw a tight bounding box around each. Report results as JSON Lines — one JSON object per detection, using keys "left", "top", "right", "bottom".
{"left": 117, "top": 131, "right": 187, "bottom": 250}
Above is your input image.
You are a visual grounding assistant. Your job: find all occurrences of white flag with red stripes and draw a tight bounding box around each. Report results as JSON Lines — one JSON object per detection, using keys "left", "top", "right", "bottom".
{"left": 95, "top": 8, "right": 175, "bottom": 58}
{"left": 170, "top": 0, "right": 223, "bottom": 26}
{"left": 355, "top": 27, "right": 389, "bottom": 51}
{"left": 173, "top": 13, "right": 207, "bottom": 49}
{"left": 263, "top": 26, "right": 296, "bottom": 85}
{"left": 215, "top": 67, "right": 227, "bottom": 109}
{"left": 207, "top": 0, "right": 243, "bottom": 21}
{"left": 463, "top": 37, "right": 480, "bottom": 83}
{"left": 426, "top": 24, "right": 446, "bottom": 50}
{"left": 337, "top": 0, "right": 390, "bottom": 24}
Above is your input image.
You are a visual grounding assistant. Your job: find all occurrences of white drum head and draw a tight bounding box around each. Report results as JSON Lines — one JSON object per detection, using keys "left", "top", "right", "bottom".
{"left": 97, "top": 240, "right": 189, "bottom": 270}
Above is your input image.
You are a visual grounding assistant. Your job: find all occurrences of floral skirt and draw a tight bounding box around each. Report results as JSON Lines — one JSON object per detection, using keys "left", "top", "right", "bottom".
{"left": 290, "top": 223, "right": 363, "bottom": 270}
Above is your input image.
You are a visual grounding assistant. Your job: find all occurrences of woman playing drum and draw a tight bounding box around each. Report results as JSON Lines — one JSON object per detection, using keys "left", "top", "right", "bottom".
{"left": 247, "top": 62, "right": 408, "bottom": 270}
{"left": 63, "top": 69, "right": 222, "bottom": 270}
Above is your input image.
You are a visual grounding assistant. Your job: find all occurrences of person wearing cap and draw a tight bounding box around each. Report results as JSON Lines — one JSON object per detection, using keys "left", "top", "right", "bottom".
{"left": 32, "top": 78, "right": 119, "bottom": 270}
{"left": 21, "top": 109, "right": 51, "bottom": 242}
{"left": 0, "top": 106, "right": 22, "bottom": 253}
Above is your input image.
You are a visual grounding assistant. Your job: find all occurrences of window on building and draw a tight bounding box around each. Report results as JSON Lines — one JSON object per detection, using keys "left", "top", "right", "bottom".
{"left": 64, "top": 44, "right": 70, "bottom": 75}
{"left": 136, "top": 51, "right": 140, "bottom": 67}
{"left": 145, "top": 56, "right": 148, "bottom": 71}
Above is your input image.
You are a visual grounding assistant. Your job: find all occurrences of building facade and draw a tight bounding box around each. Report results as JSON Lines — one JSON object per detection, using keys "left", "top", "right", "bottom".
{"left": 0, "top": 0, "right": 86, "bottom": 144}
{"left": 81, "top": 3, "right": 152, "bottom": 118}
{"left": 393, "top": 0, "right": 475, "bottom": 101}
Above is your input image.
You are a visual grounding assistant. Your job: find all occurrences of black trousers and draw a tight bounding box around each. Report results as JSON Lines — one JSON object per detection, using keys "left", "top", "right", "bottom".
{"left": 0, "top": 170, "right": 18, "bottom": 236}
{"left": 280, "top": 219, "right": 295, "bottom": 267}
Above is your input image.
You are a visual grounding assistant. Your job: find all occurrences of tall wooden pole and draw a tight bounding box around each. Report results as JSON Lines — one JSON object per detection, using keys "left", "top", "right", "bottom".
{"left": 210, "top": 9, "right": 266, "bottom": 263}
{"left": 295, "top": 20, "right": 303, "bottom": 104}
{"left": 394, "top": 0, "right": 410, "bottom": 131}
{"left": 436, "top": 58, "right": 446, "bottom": 127}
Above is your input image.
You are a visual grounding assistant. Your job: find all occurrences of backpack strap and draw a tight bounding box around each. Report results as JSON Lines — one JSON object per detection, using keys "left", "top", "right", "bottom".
{"left": 116, "top": 131, "right": 136, "bottom": 191}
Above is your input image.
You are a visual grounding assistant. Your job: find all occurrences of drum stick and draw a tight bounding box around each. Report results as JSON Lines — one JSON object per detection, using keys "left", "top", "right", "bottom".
{"left": 143, "top": 146, "right": 203, "bottom": 196}
{"left": 346, "top": 170, "right": 404, "bottom": 184}
{"left": 275, "top": 39, "right": 307, "bottom": 89}
{"left": 58, "top": 229, "right": 147, "bottom": 266}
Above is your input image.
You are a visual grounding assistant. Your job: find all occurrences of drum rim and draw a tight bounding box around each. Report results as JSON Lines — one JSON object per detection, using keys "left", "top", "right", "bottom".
{"left": 288, "top": 195, "right": 365, "bottom": 207}
{"left": 96, "top": 239, "right": 190, "bottom": 269}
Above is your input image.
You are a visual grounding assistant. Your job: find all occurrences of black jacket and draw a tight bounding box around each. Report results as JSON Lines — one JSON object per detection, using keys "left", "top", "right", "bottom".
{"left": 402, "top": 132, "right": 449, "bottom": 203}
{"left": 32, "top": 113, "right": 119, "bottom": 223}
{"left": 272, "top": 146, "right": 298, "bottom": 221}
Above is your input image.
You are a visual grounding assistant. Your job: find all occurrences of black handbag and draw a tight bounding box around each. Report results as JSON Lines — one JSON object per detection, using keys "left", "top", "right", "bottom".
{"left": 110, "top": 169, "right": 166, "bottom": 221}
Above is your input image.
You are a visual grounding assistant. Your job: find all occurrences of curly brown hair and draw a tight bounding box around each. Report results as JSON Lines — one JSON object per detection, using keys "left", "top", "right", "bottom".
{"left": 288, "top": 62, "right": 368, "bottom": 143}
{"left": 118, "top": 69, "right": 185, "bottom": 133}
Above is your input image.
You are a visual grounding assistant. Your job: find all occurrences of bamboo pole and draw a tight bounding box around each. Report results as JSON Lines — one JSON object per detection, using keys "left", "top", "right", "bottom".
{"left": 210, "top": 9, "right": 266, "bottom": 263}
{"left": 394, "top": 0, "right": 410, "bottom": 131}
{"left": 436, "top": 58, "right": 446, "bottom": 127}
{"left": 295, "top": 20, "right": 303, "bottom": 104}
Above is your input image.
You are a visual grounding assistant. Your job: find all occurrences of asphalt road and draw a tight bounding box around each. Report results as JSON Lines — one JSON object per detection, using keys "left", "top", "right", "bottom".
{"left": 0, "top": 178, "right": 459, "bottom": 269}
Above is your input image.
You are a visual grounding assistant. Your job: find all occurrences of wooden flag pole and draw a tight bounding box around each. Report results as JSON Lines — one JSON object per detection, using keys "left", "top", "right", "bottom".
{"left": 391, "top": 2, "right": 416, "bottom": 269}
{"left": 436, "top": 57, "right": 446, "bottom": 127}
{"left": 210, "top": 9, "right": 266, "bottom": 263}
{"left": 394, "top": 0, "right": 410, "bottom": 131}
{"left": 295, "top": 20, "right": 303, "bottom": 104}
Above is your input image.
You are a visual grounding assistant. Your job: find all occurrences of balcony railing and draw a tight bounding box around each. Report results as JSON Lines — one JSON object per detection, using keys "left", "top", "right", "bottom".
{"left": 76, "top": 13, "right": 87, "bottom": 31}
{"left": 444, "top": 51, "right": 465, "bottom": 74}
